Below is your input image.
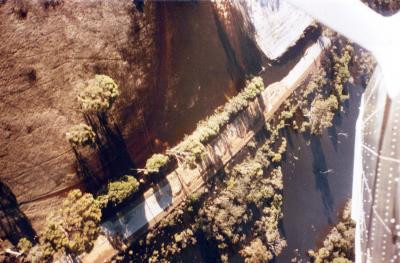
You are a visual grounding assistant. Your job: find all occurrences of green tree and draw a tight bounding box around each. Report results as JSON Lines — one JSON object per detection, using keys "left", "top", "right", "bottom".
{"left": 65, "top": 123, "right": 96, "bottom": 148}
{"left": 61, "top": 189, "right": 102, "bottom": 255}
{"left": 308, "top": 202, "right": 355, "bottom": 262}
{"left": 309, "top": 95, "right": 338, "bottom": 135}
{"left": 40, "top": 189, "right": 102, "bottom": 258}
{"left": 97, "top": 175, "right": 140, "bottom": 208}
{"left": 145, "top": 154, "right": 170, "bottom": 174}
{"left": 40, "top": 220, "right": 67, "bottom": 259}
{"left": 78, "top": 74, "right": 119, "bottom": 113}
{"left": 240, "top": 238, "right": 273, "bottom": 263}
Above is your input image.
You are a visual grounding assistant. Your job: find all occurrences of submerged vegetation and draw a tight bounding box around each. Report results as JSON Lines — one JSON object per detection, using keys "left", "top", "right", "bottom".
{"left": 308, "top": 202, "right": 355, "bottom": 263}
{"left": 125, "top": 120, "right": 287, "bottom": 262}
{"left": 280, "top": 32, "right": 356, "bottom": 135}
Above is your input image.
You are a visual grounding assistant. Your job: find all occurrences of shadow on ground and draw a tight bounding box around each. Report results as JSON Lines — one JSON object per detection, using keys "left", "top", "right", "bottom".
{"left": 0, "top": 181, "right": 36, "bottom": 245}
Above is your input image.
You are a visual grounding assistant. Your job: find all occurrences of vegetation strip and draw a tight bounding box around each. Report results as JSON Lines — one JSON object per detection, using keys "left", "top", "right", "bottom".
{"left": 145, "top": 77, "right": 264, "bottom": 172}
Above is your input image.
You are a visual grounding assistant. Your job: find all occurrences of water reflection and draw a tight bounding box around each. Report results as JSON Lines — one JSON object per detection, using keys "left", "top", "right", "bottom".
{"left": 310, "top": 136, "right": 334, "bottom": 224}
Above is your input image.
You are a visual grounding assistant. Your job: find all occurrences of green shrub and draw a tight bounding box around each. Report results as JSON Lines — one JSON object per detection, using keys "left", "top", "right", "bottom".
{"left": 280, "top": 110, "right": 293, "bottom": 120}
{"left": 66, "top": 123, "right": 96, "bottom": 148}
{"left": 246, "top": 184, "right": 275, "bottom": 205}
{"left": 332, "top": 44, "right": 353, "bottom": 102}
{"left": 292, "top": 39, "right": 355, "bottom": 135}
{"left": 240, "top": 238, "right": 273, "bottom": 263}
{"left": 232, "top": 160, "right": 263, "bottom": 179}
{"left": 17, "top": 238, "right": 32, "bottom": 254}
{"left": 308, "top": 201, "right": 355, "bottom": 262}
{"left": 271, "top": 153, "right": 282, "bottom": 163}
{"left": 183, "top": 138, "right": 207, "bottom": 167}
{"left": 303, "top": 68, "right": 327, "bottom": 99}
{"left": 188, "top": 193, "right": 200, "bottom": 204}
{"left": 332, "top": 258, "right": 353, "bottom": 263}
{"left": 240, "top": 193, "right": 286, "bottom": 263}
{"left": 309, "top": 95, "right": 338, "bottom": 135}
{"left": 268, "top": 168, "right": 284, "bottom": 191}
{"left": 78, "top": 74, "right": 119, "bottom": 112}
{"left": 98, "top": 175, "right": 139, "bottom": 207}
{"left": 194, "top": 77, "right": 264, "bottom": 144}
{"left": 277, "top": 137, "right": 287, "bottom": 155}
{"left": 197, "top": 153, "right": 284, "bottom": 262}
{"left": 145, "top": 154, "right": 170, "bottom": 174}
{"left": 24, "top": 245, "right": 47, "bottom": 263}
{"left": 264, "top": 138, "right": 287, "bottom": 163}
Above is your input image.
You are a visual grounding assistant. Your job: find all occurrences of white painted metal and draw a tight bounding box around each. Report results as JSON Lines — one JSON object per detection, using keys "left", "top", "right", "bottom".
{"left": 285, "top": 0, "right": 400, "bottom": 99}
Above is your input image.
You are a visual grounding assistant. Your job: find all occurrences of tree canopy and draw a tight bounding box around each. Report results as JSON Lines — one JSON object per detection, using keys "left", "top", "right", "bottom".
{"left": 78, "top": 74, "right": 119, "bottom": 112}
{"left": 65, "top": 123, "right": 96, "bottom": 148}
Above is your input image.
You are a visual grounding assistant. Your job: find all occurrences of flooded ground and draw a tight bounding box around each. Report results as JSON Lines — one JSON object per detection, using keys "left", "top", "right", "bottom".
{"left": 105, "top": 30, "right": 361, "bottom": 263}
{"left": 276, "top": 82, "right": 363, "bottom": 262}
{"left": 160, "top": 82, "right": 363, "bottom": 263}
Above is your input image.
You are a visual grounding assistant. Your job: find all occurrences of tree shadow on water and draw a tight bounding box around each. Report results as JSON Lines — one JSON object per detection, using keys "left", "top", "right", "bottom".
{"left": 310, "top": 136, "right": 334, "bottom": 224}
{"left": 328, "top": 119, "right": 339, "bottom": 152}
{"left": 0, "top": 181, "right": 36, "bottom": 245}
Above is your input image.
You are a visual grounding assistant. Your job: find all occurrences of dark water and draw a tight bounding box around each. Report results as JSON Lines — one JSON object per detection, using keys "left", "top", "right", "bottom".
{"left": 275, "top": 83, "right": 363, "bottom": 262}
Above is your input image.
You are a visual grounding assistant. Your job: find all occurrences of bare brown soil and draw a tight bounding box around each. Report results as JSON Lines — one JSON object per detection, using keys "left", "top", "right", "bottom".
{"left": 0, "top": 0, "right": 262, "bottom": 244}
